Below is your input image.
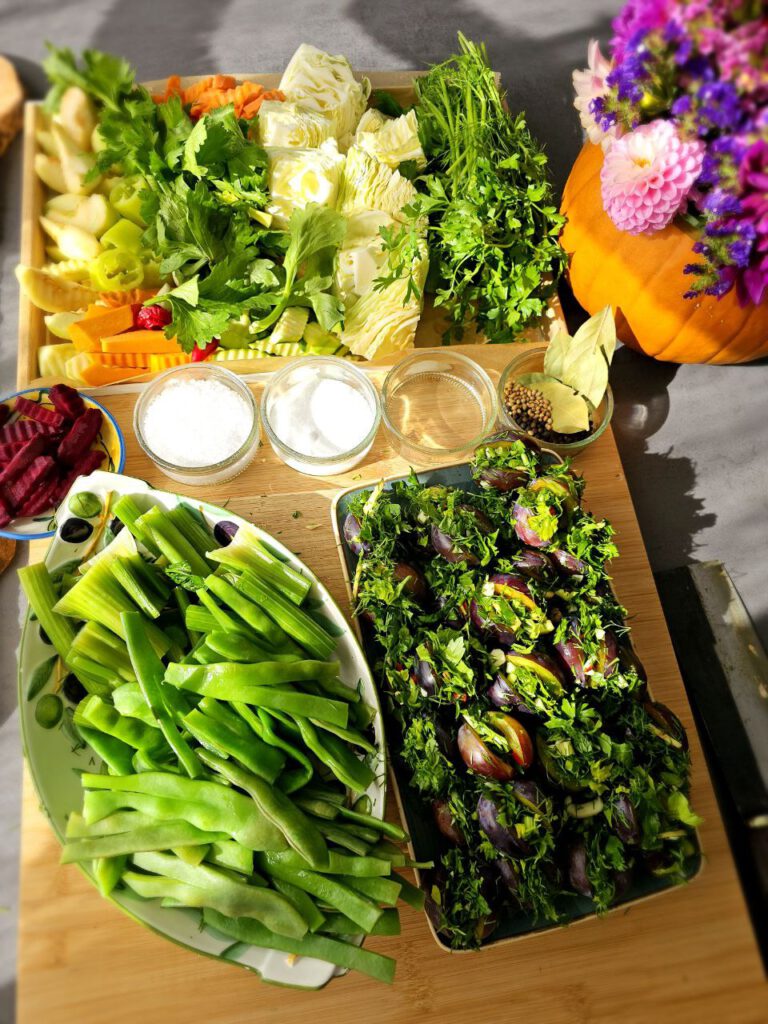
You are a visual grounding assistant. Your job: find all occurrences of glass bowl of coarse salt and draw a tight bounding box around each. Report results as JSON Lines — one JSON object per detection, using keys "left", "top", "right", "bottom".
{"left": 261, "top": 357, "right": 381, "bottom": 476}
{"left": 134, "top": 364, "right": 260, "bottom": 486}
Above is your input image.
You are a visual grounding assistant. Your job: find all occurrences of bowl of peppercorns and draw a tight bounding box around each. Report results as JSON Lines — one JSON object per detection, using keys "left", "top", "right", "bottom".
{"left": 497, "top": 345, "right": 613, "bottom": 454}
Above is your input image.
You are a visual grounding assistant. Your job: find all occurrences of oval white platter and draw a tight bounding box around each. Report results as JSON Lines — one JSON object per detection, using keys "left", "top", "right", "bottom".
{"left": 18, "top": 470, "right": 386, "bottom": 990}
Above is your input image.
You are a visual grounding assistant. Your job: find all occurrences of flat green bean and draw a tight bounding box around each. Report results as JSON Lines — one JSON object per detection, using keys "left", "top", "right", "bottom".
{"left": 257, "top": 855, "right": 382, "bottom": 934}
{"left": 341, "top": 874, "right": 402, "bottom": 906}
{"left": 81, "top": 773, "right": 288, "bottom": 852}
{"left": 293, "top": 716, "right": 374, "bottom": 793}
{"left": 76, "top": 725, "right": 134, "bottom": 776}
{"left": 197, "top": 750, "right": 329, "bottom": 870}
{"left": 203, "top": 909, "right": 395, "bottom": 984}
{"left": 93, "top": 855, "right": 127, "bottom": 897}
{"left": 207, "top": 840, "right": 253, "bottom": 875}
{"left": 321, "top": 909, "right": 401, "bottom": 937}
{"left": 132, "top": 852, "right": 307, "bottom": 938}
{"left": 264, "top": 849, "right": 391, "bottom": 878}
{"left": 61, "top": 821, "right": 226, "bottom": 863}
{"left": 272, "top": 878, "right": 326, "bottom": 933}
{"left": 204, "top": 575, "right": 286, "bottom": 648}
{"left": 183, "top": 708, "right": 285, "bottom": 783}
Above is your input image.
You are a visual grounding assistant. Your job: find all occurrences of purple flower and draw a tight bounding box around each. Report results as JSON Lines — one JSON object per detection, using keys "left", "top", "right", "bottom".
{"left": 729, "top": 239, "right": 753, "bottom": 267}
{"left": 694, "top": 81, "right": 744, "bottom": 135}
{"left": 610, "top": 0, "right": 674, "bottom": 63}
{"left": 702, "top": 189, "right": 742, "bottom": 217}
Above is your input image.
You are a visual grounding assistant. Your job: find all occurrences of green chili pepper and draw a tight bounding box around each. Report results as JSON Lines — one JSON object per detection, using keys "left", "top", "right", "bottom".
{"left": 197, "top": 750, "right": 330, "bottom": 870}
{"left": 203, "top": 909, "right": 395, "bottom": 984}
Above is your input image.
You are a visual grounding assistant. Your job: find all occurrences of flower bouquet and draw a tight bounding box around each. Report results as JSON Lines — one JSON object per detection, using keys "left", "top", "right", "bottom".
{"left": 562, "top": 0, "right": 767, "bottom": 364}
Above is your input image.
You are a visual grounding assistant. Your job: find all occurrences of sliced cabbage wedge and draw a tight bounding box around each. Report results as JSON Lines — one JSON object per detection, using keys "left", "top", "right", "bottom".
{"left": 279, "top": 44, "right": 370, "bottom": 151}
{"left": 355, "top": 109, "right": 426, "bottom": 171}
{"left": 334, "top": 210, "right": 394, "bottom": 308}
{"left": 266, "top": 139, "right": 345, "bottom": 228}
{"left": 355, "top": 109, "right": 388, "bottom": 136}
{"left": 257, "top": 101, "right": 334, "bottom": 149}
{"left": 341, "top": 240, "right": 428, "bottom": 360}
{"left": 337, "top": 146, "right": 416, "bottom": 218}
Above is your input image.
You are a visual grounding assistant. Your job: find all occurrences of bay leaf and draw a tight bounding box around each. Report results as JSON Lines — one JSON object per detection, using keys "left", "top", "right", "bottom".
{"left": 558, "top": 305, "right": 616, "bottom": 408}
{"left": 542, "top": 321, "right": 571, "bottom": 381}
{"left": 528, "top": 379, "right": 590, "bottom": 434}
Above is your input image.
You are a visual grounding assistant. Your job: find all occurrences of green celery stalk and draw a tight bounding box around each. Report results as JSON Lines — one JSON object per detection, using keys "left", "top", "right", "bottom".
{"left": 112, "top": 495, "right": 159, "bottom": 555}
{"left": 184, "top": 605, "right": 217, "bottom": 635}
{"left": 19, "top": 563, "right": 75, "bottom": 661}
{"left": 207, "top": 539, "right": 311, "bottom": 606}
{"left": 204, "top": 575, "right": 288, "bottom": 649}
{"left": 167, "top": 504, "right": 215, "bottom": 561}
{"left": 137, "top": 507, "right": 210, "bottom": 578}
{"left": 236, "top": 571, "right": 335, "bottom": 659}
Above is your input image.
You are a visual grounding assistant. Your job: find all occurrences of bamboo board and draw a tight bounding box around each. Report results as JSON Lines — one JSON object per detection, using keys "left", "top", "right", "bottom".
{"left": 17, "top": 71, "right": 560, "bottom": 389}
{"left": 17, "top": 345, "right": 766, "bottom": 1023}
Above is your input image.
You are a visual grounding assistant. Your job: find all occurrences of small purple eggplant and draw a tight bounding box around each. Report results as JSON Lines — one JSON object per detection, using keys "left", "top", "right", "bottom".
{"left": 568, "top": 841, "right": 592, "bottom": 898}
{"left": 513, "top": 503, "right": 552, "bottom": 549}
{"left": 550, "top": 548, "right": 587, "bottom": 577}
{"left": 393, "top": 562, "right": 428, "bottom": 602}
{"left": 469, "top": 599, "right": 517, "bottom": 647}
{"left": 487, "top": 674, "right": 539, "bottom": 723}
{"left": 476, "top": 466, "right": 529, "bottom": 493}
{"left": 432, "top": 799, "right": 465, "bottom": 846}
{"left": 510, "top": 548, "right": 553, "bottom": 581}
{"left": 430, "top": 524, "right": 479, "bottom": 566}
{"left": 477, "top": 795, "right": 533, "bottom": 858}
{"left": 342, "top": 513, "right": 368, "bottom": 556}
{"left": 644, "top": 701, "right": 689, "bottom": 751}
{"left": 457, "top": 723, "right": 514, "bottom": 782}
{"left": 612, "top": 794, "right": 640, "bottom": 845}
{"left": 496, "top": 858, "right": 520, "bottom": 894}
{"left": 412, "top": 659, "right": 438, "bottom": 695}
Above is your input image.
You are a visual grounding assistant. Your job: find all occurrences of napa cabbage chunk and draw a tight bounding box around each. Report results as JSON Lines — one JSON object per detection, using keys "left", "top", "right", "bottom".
{"left": 341, "top": 239, "right": 429, "bottom": 360}
{"left": 278, "top": 44, "right": 370, "bottom": 151}
{"left": 334, "top": 210, "right": 395, "bottom": 308}
{"left": 355, "top": 109, "right": 426, "bottom": 170}
{"left": 257, "top": 100, "right": 334, "bottom": 149}
{"left": 337, "top": 146, "right": 416, "bottom": 218}
{"left": 266, "top": 139, "right": 345, "bottom": 228}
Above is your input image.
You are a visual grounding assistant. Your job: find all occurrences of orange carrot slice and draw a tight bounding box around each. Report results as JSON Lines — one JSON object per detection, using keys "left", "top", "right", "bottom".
{"left": 101, "top": 331, "right": 181, "bottom": 354}
{"left": 70, "top": 304, "right": 135, "bottom": 351}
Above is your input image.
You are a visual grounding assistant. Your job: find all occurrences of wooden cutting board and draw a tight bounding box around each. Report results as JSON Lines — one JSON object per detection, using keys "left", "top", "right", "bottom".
{"left": 17, "top": 345, "right": 766, "bottom": 1023}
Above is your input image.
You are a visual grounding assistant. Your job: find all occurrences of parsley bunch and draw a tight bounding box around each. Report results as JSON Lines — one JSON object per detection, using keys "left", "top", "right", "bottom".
{"left": 402, "top": 35, "right": 565, "bottom": 343}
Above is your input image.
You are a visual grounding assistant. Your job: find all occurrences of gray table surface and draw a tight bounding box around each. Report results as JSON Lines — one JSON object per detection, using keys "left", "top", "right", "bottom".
{"left": 1, "top": 1, "right": 766, "bottom": 1020}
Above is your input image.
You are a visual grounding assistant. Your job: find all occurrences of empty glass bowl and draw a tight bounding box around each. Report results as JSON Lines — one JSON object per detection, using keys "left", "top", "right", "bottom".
{"left": 381, "top": 351, "right": 499, "bottom": 465}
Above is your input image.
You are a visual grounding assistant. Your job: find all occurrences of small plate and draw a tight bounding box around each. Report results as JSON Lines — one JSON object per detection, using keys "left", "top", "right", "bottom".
{"left": 18, "top": 471, "right": 386, "bottom": 989}
{"left": 0, "top": 387, "right": 125, "bottom": 541}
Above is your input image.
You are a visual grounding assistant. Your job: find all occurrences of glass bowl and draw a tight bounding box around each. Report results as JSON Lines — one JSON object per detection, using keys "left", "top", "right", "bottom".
{"left": 497, "top": 345, "right": 614, "bottom": 455}
{"left": 261, "top": 357, "right": 381, "bottom": 477}
{"left": 134, "top": 364, "right": 260, "bottom": 486}
{"left": 381, "top": 351, "right": 498, "bottom": 465}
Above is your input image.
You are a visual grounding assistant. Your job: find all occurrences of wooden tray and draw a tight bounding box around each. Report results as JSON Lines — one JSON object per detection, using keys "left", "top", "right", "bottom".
{"left": 17, "top": 345, "right": 766, "bottom": 1023}
{"left": 17, "top": 71, "right": 561, "bottom": 389}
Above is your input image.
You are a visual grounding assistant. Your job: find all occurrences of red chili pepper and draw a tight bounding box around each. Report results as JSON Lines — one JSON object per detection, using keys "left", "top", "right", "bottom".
{"left": 191, "top": 340, "right": 220, "bottom": 362}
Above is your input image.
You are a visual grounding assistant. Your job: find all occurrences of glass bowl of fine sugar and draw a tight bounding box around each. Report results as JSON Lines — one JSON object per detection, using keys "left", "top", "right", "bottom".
{"left": 134, "top": 364, "right": 260, "bottom": 486}
{"left": 261, "top": 357, "right": 381, "bottom": 476}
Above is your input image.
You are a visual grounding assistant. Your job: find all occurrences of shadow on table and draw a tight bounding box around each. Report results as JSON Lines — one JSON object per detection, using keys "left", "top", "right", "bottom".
{"left": 610, "top": 345, "right": 717, "bottom": 566}
{"left": 346, "top": 0, "right": 614, "bottom": 191}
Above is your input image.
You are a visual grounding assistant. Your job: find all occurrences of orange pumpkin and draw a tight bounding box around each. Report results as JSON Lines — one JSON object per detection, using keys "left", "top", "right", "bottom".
{"left": 560, "top": 142, "right": 768, "bottom": 364}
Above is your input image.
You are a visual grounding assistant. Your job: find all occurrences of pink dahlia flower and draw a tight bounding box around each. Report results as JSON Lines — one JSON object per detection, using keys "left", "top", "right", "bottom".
{"left": 572, "top": 40, "right": 615, "bottom": 147}
{"left": 601, "top": 120, "right": 705, "bottom": 234}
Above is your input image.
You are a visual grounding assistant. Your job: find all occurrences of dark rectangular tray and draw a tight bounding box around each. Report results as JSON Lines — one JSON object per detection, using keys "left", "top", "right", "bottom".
{"left": 331, "top": 461, "right": 702, "bottom": 951}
